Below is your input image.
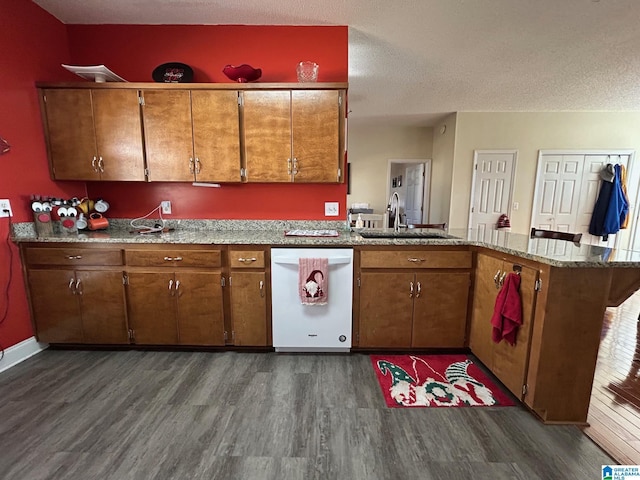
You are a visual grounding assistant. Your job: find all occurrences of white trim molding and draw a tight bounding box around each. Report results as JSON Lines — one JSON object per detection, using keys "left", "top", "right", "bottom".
{"left": 0, "top": 337, "right": 48, "bottom": 374}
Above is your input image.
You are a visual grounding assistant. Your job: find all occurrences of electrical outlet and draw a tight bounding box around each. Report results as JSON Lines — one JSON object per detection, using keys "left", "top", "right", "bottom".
{"left": 161, "top": 200, "right": 172, "bottom": 215}
{"left": 324, "top": 202, "right": 339, "bottom": 216}
{"left": 0, "top": 199, "right": 12, "bottom": 217}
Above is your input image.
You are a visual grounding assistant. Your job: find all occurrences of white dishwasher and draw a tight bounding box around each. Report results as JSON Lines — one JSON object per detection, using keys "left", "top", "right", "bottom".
{"left": 271, "top": 248, "right": 354, "bottom": 352}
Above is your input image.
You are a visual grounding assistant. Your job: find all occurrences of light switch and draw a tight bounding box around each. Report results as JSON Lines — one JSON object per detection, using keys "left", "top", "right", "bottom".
{"left": 513, "top": 202, "right": 519, "bottom": 211}
{"left": 324, "top": 202, "right": 339, "bottom": 216}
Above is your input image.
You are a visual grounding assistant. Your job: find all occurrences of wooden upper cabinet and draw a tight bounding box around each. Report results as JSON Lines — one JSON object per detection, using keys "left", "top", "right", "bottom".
{"left": 243, "top": 90, "right": 292, "bottom": 182}
{"left": 42, "top": 89, "right": 98, "bottom": 180}
{"left": 292, "top": 90, "right": 342, "bottom": 183}
{"left": 191, "top": 90, "right": 241, "bottom": 182}
{"left": 42, "top": 88, "right": 145, "bottom": 181}
{"left": 142, "top": 89, "right": 195, "bottom": 182}
{"left": 92, "top": 89, "right": 145, "bottom": 181}
{"left": 243, "top": 89, "right": 344, "bottom": 183}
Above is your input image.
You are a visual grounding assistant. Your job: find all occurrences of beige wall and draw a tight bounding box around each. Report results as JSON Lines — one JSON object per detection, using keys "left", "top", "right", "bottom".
{"left": 449, "top": 112, "right": 640, "bottom": 234}
{"left": 431, "top": 113, "right": 457, "bottom": 224}
{"left": 347, "top": 125, "right": 433, "bottom": 213}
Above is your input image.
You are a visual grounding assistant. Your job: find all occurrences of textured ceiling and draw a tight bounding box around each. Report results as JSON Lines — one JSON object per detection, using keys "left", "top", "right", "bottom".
{"left": 33, "top": 0, "right": 640, "bottom": 127}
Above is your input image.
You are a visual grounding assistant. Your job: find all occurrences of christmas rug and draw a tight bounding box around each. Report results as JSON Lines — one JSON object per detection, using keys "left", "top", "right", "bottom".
{"left": 370, "top": 354, "right": 515, "bottom": 408}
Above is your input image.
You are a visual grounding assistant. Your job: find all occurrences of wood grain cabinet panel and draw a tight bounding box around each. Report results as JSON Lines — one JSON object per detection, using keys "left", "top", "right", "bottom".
{"left": 124, "top": 249, "right": 221, "bottom": 268}
{"left": 26, "top": 267, "right": 128, "bottom": 344}
{"left": 24, "top": 247, "right": 123, "bottom": 266}
{"left": 176, "top": 272, "right": 225, "bottom": 346}
{"left": 468, "top": 252, "right": 539, "bottom": 399}
{"left": 41, "top": 88, "right": 145, "bottom": 181}
{"left": 356, "top": 248, "right": 472, "bottom": 349}
{"left": 243, "top": 89, "right": 345, "bottom": 183}
{"left": 228, "top": 247, "right": 270, "bottom": 346}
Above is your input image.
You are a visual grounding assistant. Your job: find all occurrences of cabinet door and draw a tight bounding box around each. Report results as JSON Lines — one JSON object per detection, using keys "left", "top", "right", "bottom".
{"left": 77, "top": 270, "right": 129, "bottom": 344}
{"left": 175, "top": 272, "right": 225, "bottom": 346}
{"left": 142, "top": 90, "right": 194, "bottom": 181}
{"left": 92, "top": 89, "right": 145, "bottom": 181}
{"left": 229, "top": 272, "right": 268, "bottom": 346}
{"left": 412, "top": 272, "right": 470, "bottom": 348}
{"left": 359, "top": 272, "right": 414, "bottom": 348}
{"left": 243, "top": 90, "right": 292, "bottom": 182}
{"left": 43, "top": 89, "right": 98, "bottom": 180}
{"left": 126, "top": 272, "right": 178, "bottom": 344}
{"left": 492, "top": 263, "right": 539, "bottom": 399}
{"left": 27, "top": 269, "right": 83, "bottom": 343}
{"left": 468, "top": 254, "right": 503, "bottom": 367}
{"left": 192, "top": 90, "right": 241, "bottom": 182}
{"left": 291, "top": 90, "right": 341, "bottom": 183}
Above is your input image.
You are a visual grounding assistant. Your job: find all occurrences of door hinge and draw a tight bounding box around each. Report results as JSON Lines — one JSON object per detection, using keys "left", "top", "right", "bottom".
{"left": 138, "top": 94, "right": 145, "bottom": 106}
{"left": 129, "top": 329, "right": 135, "bottom": 342}
{"left": 338, "top": 95, "right": 342, "bottom": 106}
{"left": 337, "top": 168, "right": 341, "bottom": 181}
{"left": 122, "top": 274, "right": 129, "bottom": 285}
{"left": 471, "top": 207, "right": 475, "bottom": 213}
{"left": 224, "top": 331, "right": 228, "bottom": 341}
{"left": 228, "top": 276, "right": 232, "bottom": 286}
{"left": 522, "top": 384, "right": 528, "bottom": 396}
{"left": 474, "top": 163, "right": 478, "bottom": 170}
{"left": 231, "top": 330, "right": 235, "bottom": 340}
{"left": 238, "top": 94, "right": 243, "bottom": 106}
{"left": 534, "top": 279, "right": 542, "bottom": 291}
{"left": 240, "top": 167, "right": 246, "bottom": 179}
{"left": 144, "top": 167, "right": 149, "bottom": 177}
{"left": 357, "top": 277, "right": 361, "bottom": 288}
{"left": 221, "top": 276, "right": 226, "bottom": 287}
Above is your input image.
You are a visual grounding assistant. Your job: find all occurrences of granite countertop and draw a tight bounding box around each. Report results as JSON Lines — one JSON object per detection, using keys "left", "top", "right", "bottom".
{"left": 11, "top": 219, "right": 640, "bottom": 268}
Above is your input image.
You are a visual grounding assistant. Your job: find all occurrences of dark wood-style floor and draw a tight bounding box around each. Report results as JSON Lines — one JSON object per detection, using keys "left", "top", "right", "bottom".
{"left": 585, "top": 289, "right": 640, "bottom": 463}
{"left": 0, "top": 349, "right": 611, "bottom": 480}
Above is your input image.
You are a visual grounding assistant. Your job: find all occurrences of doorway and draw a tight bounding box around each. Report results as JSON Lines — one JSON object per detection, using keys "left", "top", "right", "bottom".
{"left": 386, "top": 159, "right": 431, "bottom": 227}
{"left": 468, "top": 150, "right": 517, "bottom": 241}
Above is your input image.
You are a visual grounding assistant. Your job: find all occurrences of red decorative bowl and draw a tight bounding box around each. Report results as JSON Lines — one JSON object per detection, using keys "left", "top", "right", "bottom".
{"left": 223, "top": 64, "right": 262, "bottom": 83}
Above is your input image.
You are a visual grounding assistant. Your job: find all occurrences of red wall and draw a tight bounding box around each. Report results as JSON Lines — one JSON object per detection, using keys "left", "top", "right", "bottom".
{"left": 0, "top": 0, "right": 86, "bottom": 348}
{"left": 67, "top": 25, "right": 349, "bottom": 220}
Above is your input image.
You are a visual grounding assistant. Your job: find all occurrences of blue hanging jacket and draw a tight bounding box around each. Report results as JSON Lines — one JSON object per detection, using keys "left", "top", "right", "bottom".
{"left": 602, "top": 164, "right": 629, "bottom": 235}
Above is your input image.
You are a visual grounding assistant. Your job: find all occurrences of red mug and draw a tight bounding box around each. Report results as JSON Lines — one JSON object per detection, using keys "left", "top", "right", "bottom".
{"left": 88, "top": 212, "right": 109, "bottom": 230}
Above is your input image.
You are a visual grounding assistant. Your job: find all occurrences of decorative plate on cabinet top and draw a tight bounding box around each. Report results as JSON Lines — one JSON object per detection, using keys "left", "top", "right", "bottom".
{"left": 223, "top": 64, "right": 262, "bottom": 83}
{"left": 152, "top": 62, "right": 193, "bottom": 83}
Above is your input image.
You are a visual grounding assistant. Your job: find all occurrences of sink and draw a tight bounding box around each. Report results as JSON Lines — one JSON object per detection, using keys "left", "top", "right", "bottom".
{"left": 358, "top": 230, "right": 450, "bottom": 239}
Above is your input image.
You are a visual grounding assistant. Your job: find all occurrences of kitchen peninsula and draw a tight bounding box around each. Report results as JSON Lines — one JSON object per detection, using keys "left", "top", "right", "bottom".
{"left": 12, "top": 221, "right": 640, "bottom": 425}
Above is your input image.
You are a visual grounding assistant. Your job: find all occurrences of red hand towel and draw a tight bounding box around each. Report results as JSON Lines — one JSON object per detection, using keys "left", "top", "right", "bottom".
{"left": 299, "top": 258, "right": 328, "bottom": 305}
{"left": 491, "top": 272, "right": 522, "bottom": 345}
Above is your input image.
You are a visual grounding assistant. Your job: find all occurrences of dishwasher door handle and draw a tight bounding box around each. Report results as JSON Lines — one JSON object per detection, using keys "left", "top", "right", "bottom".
{"left": 272, "top": 256, "right": 352, "bottom": 265}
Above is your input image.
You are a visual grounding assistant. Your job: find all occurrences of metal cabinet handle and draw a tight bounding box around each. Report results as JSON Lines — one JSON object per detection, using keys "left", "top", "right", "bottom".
{"left": 292, "top": 157, "right": 299, "bottom": 175}
{"left": 493, "top": 270, "right": 501, "bottom": 283}
{"left": 287, "top": 158, "right": 292, "bottom": 175}
{"left": 189, "top": 157, "right": 194, "bottom": 174}
{"left": 175, "top": 280, "right": 180, "bottom": 295}
{"left": 91, "top": 156, "right": 98, "bottom": 172}
{"left": 168, "top": 279, "right": 174, "bottom": 295}
{"left": 163, "top": 256, "right": 183, "bottom": 262}
{"left": 259, "top": 280, "right": 264, "bottom": 297}
{"left": 410, "top": 281, "right": 414, "bottom": 298}
{"left": 98, "top": 156, "right": 104, "bottom": 173}
{"left": 499, "top": 272, "right": 507, "bottom": 287}
{"left": 75, "top": 279, "right": 82, "bottom": 295}
{"left": 407, "top": 258, "right": 425, "bottom": 263}
{"left": 238, "top": 257, "right": 257, "bottom": 263}
{"left": 195, "top": 157, "right": 201, "bottom": 174}
{"left": 69, "top": 278, "right": 76, "bottom": 294}
{"left": 416, "top": 281, "right": 421, "bottom": 298}
{"left": 66, "top": 255, "right": 82, "bottom": 260}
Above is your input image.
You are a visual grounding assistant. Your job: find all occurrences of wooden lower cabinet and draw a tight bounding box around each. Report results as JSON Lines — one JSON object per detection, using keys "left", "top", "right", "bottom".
{"left": 228, "top": 248, "right": 270, "bottom": 346}
{"left": 27, "top": 268, "right": 128, "bottom": 344}
{"left": 126, "top": 271, "right": 224, "bottom": 346}
{"left": 468, "top": 252, "right": 539, "bottom": 399}
{"left": 356, "top": 247, "right": 472, "bottom": 348}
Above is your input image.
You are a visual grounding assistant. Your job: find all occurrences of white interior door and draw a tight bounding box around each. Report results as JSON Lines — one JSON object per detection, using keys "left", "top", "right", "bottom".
{"left": 468, "top": 150, "right": 516, "bottom": 242}
{"left": 531, "top": 151, "right": 631, "bottom": 248}
{"left": 404, "top": 163, "right": 425, "bottom": 225}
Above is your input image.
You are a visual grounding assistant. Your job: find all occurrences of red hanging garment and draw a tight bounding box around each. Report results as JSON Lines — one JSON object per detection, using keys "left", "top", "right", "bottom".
{"left": 491, "top": 272, "right": 522, "bottom": 345}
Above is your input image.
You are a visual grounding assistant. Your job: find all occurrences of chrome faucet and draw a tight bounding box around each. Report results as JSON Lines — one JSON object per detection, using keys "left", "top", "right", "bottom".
{"left": 389, "top": 192, "right": 401, "bottom": 231}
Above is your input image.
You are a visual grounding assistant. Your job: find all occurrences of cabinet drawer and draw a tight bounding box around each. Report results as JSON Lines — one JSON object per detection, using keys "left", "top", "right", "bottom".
{"left": 229, "top": 250, "right": 266, "bottom": 268}
{"left": 360, "top": 250, "right": 471, "bottom": 269}
{"left": 24, "top": 247, "right": 123, "bottom": 266}
{"left": 125, "top": 249, "right": 222, "bottom": 268}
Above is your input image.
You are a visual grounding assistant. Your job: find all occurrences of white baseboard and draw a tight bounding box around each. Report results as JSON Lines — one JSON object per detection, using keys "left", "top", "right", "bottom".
{"left": 0, "top": 337, "right": 48, "bottom": 374}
